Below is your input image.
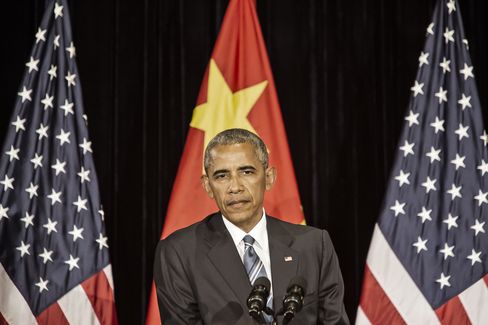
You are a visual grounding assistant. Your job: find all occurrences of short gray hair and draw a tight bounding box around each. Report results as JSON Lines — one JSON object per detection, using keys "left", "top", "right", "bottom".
{"left": 204, "top": 128, "right": 269, "bottom": 172}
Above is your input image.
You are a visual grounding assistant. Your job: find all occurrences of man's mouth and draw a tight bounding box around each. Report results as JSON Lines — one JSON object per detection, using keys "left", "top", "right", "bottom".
{"left": 227, "top": 199, "right": 250, "bottom": 207}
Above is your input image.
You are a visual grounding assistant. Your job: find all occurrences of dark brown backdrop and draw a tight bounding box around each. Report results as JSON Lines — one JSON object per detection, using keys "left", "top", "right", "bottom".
{"left": 1, "top": 0, "right": 487, "bottom": 324}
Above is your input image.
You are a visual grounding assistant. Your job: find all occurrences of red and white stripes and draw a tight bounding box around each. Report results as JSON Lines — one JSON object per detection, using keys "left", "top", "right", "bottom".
{"left": 0, "top": 263, "right": 37, "bottom": 325}
{"left": 0, "top": 264, "right": 117, "bottom": 325}
{"left": 357, "top": 224, "right": 488, "bottom": 325}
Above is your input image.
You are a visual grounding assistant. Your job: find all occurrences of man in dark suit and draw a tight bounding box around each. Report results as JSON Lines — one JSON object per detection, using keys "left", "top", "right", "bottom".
{"left": 154, "top": 128, "right": 349, "bottom": 325}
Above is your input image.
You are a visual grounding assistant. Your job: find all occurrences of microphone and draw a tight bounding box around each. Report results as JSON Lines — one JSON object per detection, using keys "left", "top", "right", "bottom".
{"left": 247, "top": 277, "right": 271, "bottom": 321}
{"left": 282, "top": 276, "right": 307, "bottom": 321}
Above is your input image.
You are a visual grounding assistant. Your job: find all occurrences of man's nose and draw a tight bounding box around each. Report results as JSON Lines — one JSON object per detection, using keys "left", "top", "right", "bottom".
{"left": 228, "top": 174, "right": 243, "bottom": 193}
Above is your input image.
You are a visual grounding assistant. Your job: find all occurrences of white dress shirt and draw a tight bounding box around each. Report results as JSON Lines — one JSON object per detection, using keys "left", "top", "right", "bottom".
{"left": 222, "top": 208, "right": 273, "bottom": 292}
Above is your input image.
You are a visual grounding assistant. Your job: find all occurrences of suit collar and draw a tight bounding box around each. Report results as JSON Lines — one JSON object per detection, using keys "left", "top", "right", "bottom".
{"left": 221, "top": 209, "right": 268, "bottom": 251}
{"left": 204, "top": 213, "right": 299, "bottom": 312}
{"left": 267, "top": 216, "right": 299, "bottom": 309}
{"left": 205, "top": 214, "right": 252, "bottom": 308}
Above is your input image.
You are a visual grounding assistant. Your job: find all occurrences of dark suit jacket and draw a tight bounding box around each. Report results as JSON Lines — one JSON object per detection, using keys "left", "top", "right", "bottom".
{"left": 154, "top": 213, "right": 349, "bottom": 325}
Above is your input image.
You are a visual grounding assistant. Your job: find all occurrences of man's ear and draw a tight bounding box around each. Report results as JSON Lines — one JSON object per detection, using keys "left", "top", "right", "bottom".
{"left": 201, "top": 174, "right": 214, "bottom": 198}
{"left": 265, "top": 166, "right": 276, "bottom": 191}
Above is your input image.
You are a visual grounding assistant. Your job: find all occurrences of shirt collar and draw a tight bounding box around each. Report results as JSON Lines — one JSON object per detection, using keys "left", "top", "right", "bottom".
{"left": 222, "top": 208, "right": 267, "bottom": 249}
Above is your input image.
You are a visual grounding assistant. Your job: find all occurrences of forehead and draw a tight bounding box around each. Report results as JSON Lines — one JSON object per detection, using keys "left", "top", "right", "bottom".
{"left": 207, "top": 143, "right": 260, "bottom": 169}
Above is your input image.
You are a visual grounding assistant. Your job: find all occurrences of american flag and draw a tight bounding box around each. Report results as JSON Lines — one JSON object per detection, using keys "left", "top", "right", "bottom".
{"left": 357, "top": 0, "right": 488, "bottom": 324}
{"left": 0, "top": 1, "right": 117, "bottom": 324}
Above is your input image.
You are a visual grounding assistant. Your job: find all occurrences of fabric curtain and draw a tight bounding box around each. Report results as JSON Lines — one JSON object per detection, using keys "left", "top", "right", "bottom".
{"left": 1, "top": 0, "right": 487, "bottom": 323}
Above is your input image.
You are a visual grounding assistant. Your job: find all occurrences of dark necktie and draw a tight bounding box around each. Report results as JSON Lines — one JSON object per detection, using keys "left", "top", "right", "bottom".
{"left": 243, "top": 235, "right": 267, "bottom": 283}
{"left": 243, "top": 235, "right": 273, "bottom": 323}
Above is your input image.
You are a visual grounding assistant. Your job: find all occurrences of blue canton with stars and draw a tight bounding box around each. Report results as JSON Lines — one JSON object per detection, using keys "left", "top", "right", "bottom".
{"left": 378, "top": 0, "right": 488, "bottom": 309}
{"left": 0, "top": 0, "right": 110, "bottom": 315}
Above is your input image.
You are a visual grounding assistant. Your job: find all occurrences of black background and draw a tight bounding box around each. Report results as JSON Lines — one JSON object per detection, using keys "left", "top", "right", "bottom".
{"left": 1, "top": 0, "right": 487, "bottom": 323}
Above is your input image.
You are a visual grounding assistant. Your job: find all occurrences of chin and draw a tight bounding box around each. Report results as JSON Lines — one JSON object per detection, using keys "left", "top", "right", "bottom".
{"left": 225, "top": 213, "right": 252, "bottom": 225}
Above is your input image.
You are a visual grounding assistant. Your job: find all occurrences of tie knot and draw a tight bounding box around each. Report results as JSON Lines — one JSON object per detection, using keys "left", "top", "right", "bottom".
{"left": 243, "top": 235, "right": 255, "bottom": 245}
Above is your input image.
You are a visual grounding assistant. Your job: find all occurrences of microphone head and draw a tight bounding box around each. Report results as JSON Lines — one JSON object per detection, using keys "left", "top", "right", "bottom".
{"left": 247, "top": 276, "right": 271, "bottom": 320}
{"left": 254, "top": 276, "right": 271, "bottom": 290}
{"left": 286, "top": 276, "right": 307, "bottom": 294}
{"left": 282, "top": 276, "right": 307, "bottom": 321}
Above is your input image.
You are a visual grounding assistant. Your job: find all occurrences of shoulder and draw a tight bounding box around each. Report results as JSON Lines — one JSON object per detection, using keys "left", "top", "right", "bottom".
{"left": 266, "top": 215, "right": 335, "bottom": 252}
{"left": 156, "top": 212, "right": 221, "bottom": 250}
{"left": 267, "top": 215, "right": 328, "bottom": 236}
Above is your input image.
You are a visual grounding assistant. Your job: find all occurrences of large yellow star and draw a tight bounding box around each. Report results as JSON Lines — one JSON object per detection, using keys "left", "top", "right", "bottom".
{"left": 190, "top": 59, "right": 268, "bottom": 153}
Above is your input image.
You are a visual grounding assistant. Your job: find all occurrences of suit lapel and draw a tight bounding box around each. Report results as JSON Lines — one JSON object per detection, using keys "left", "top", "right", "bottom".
{"left": 267, "top": 216, "right": 299, "bottom": 310}
{"left": 204, "top": 214, "right": 300, "bottom": 312}
{"left": 206, "top": 214, "right": 252, "bottom": 308}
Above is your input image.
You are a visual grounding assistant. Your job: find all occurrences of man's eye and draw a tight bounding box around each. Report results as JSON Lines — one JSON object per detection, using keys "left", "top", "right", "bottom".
{"left": 215, "top": 174, "right": 226, "bottom": 179}
{"left": 243, "top": 170, "right": 254, "bottom": 175}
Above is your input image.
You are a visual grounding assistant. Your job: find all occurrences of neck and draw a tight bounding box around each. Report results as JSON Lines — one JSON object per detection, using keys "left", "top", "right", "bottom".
{"left": 237, "top": 219, "right": 260, "bottom": 233}
{"left": 238, "top": 210, "right": 264, "bottom": 233}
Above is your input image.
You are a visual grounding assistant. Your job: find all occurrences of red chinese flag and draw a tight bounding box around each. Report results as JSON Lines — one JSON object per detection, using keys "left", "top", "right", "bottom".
{"left": 146, "top": 0, "right": 304, "bottom": 323}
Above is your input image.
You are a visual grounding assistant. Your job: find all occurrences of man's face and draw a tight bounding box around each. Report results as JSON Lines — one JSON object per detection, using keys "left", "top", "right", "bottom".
{"left": 202, "top": 143, "right": 276, "bottom": 232}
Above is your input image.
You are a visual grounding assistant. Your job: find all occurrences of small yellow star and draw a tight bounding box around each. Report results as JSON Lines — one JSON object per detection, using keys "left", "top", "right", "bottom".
{"left": 190, "top": 59, "right": 268, "bottom": 152}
